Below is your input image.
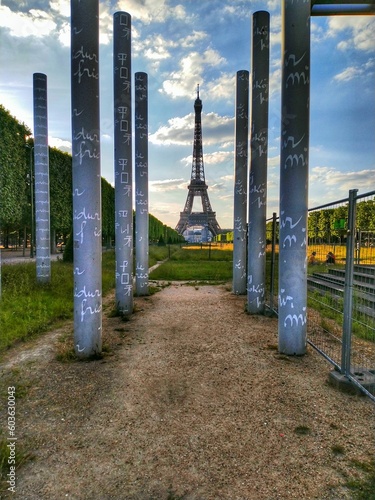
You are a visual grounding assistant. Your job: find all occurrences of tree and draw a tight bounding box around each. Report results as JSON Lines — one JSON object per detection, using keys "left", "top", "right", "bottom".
{"left": 0, "top": 105, "right": 31, "bottom": 246}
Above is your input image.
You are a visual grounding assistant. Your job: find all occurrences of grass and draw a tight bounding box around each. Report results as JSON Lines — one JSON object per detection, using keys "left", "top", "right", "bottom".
{"left": 0, "top": 260, "right": 74, "bottom": 351}
{"left": 0, "top": 247, "right": 168, "bottom": 354}
{"left": 147, "top": 244, "right": 179, "bottom": 268}
{"left": 0, "top": 432, "right": 34, "bottom": 491}
{"left": 345, "top": 459, "right": 375, "bottom": 499}
{"left": 149, "top": 247, "right": 233, "bottom": 281}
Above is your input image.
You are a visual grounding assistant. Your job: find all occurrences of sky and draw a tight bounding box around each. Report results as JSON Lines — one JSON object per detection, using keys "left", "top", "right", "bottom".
{"left": 0, "top": 0, "right": 374, "bottom": 230}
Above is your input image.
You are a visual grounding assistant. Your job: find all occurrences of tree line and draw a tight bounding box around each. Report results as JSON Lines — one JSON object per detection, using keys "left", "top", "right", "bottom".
{"left": 0, "top": 105, "right": 183, "bottom": 250}
{"left": 266, "top": 198, "right": 375, "bottom": 245}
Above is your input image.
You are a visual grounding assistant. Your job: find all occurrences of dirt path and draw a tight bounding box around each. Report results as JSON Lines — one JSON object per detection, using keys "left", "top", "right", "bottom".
{"left": 0, "top": 283, "right": 374, "bottom": 499}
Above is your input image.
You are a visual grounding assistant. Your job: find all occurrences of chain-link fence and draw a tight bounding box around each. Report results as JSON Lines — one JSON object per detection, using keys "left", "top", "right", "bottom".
{"left": 265, "top": 190, "right": 375, "bottom": 401}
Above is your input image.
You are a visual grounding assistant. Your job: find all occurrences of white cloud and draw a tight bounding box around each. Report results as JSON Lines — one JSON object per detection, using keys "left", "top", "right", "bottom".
{"left": 181, "top": 31, "right": 208, "bottom": 48}
{"left": 334, "top": 58, "right": 375, "bottom": 83}
{"left": 49, "top": 136, "right": 71, "bottom": 153}
{"left": 334, "top": 66, "right": 362, "bottom": 83}
{"left": 327, "top": 16, "right": 375, "bottom": 52}
{"left": 204, "top": 151, "right": 233, "bottom": 165}
{"left": 150, "top": 111, "right": 234, "bottom": 148}
{"left": 50, "top": 0, "right": 70, "bottom": 18}
{"left": 310, "top": 166, "right": 375, "bottom": 199}
{"left": 180, "top": 151, "right": 233, "bottom": 170}
{"left": 150, "top": 178, "right": 185, "bottom": 192}
{"left": 149, "top": 114, "right": 194, "bottom": 145}
{"left": 115, "top": 0, "right": 187, "bottom": 24}
{"left": 0, "top": 6, "right": 56, "bottom": 38}
{"left": 206, "top": 73, "right": 236, "bottom": 102}
{"left": 160, "top": 49, "right": 226, "bottom": 99}
{"left": 57, "top": 22, "right": 70, "bottom": 47}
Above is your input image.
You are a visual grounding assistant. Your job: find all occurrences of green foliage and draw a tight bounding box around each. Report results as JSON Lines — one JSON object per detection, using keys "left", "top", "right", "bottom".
{"left": 101, "top": 178, "right": 115, "bottom": 248}
{"left": 0, "top": 247, "right": 167, "bottom": 352}
{"left": 0, "top": 105, "right": 31, "bottom": 235}
{"left": 0, "top": 254, "right": 114, "bottom": 353}
{"left": 49, "top": 147, "right": 72, "bottom": 235}
{"left": 148, "top": 213, "right": 184, "bottom": 244}
{"left": 63, "top": 231, "right": 73, "bottom": 262}
{"left": 308, "top": 198, "right": 375, "bottom": 244}
{"left": 0, "top": 261, "right": 74, "bottom": 351}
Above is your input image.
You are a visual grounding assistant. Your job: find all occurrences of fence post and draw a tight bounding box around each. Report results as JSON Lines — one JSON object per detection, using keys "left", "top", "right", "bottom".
{"left": 269, "top": 212, "right": 277, "bottom": 313}
{"left": 341, "top": 189, "right": 358, "bottom": 375}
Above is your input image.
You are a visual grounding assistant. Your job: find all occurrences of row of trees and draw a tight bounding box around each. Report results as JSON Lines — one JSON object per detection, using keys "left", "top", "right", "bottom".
{"left": 265, "top": 199, "right": 375, "bottom": 245}
{"left": 0, "top": 105, "right": 183, "bottom": 250}
{"left": 307, "top": 201, "right": 375, "bottom": 243}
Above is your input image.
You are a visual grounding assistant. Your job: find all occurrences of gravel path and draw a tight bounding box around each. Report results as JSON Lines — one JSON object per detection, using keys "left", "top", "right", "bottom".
{"left": 0, "top": 283, "right": 374, "bottom": 499}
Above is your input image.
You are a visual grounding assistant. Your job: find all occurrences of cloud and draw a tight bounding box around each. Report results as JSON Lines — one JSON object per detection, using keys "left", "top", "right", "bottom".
{"left": 204, "top": 151, "right": 233, "bottom": 165}
{"left": 0, "top": 6, "right": 56, "bottom": 38}
{"left": 49, "top": 136, "right": 71, "bottom": 153}
{"left": 115, "top": 0, "right": 187, "bottom": 24}
{"left": 205, "top": 73, "right": 236, "bottom": 102}
{"left": 150, "top": 178, "right": 185, "bottom": 192}
{"left": 50, "top": 0, "right": 70, "bottom": 18}
{"left": 180, "top": 151, "right": 233, "bottom": 170}
{"left": 309, "top": 166, "right": 375, "bottom": 200}
{"left": 150, "top": 112, "right": 234, "bottom": 146}
{"left": 333, "top": 58, "right": 375, "bottom": 83}
{"left": 181, "top": 31, "right": 208, "bottom": 48}
{"left": 327, "top": 16, "right": 375, "bottom": 52}
{"left": 160, "top": 49, "right": 226, "bottom": 99}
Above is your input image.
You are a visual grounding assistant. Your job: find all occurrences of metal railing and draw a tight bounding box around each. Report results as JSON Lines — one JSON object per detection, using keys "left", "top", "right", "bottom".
{"left": 265, "top": 189, "right": 375, "bottom": 401}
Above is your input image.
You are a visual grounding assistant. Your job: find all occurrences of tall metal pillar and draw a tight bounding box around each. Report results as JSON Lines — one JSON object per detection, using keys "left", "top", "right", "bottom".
{"left": 135, "top": 72, "right": 149, "bottom": 296}
{"left": 233, "top": 70, "right": 249, "bottom": 295}
{"left": 71, "top": 0, "right": 102, "bottom": 358}
{"left": 247, "top": 11, "right": 270, "bottom": 314}
{"left": 33, "top": 73, "right": 51, "bottom": 283}
{"left": 113, "top": 12, "right": 133, "bottom": 315}
{"left": 278, "top": 0, "right": 310, "bottom": 355}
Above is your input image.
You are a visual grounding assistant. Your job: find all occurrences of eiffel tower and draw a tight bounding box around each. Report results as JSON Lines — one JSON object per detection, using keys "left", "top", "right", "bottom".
{"left": 175, "top": 85, "right": 221, "bottom": 237}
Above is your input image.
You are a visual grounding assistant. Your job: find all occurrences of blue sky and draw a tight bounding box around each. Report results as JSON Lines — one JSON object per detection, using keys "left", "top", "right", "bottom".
{"left": 0, "top": 0, "right": 374, "bottom": 229}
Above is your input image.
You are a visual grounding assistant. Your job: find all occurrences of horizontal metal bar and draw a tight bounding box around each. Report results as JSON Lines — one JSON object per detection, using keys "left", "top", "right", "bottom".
{"left": 307, "top": 340, "right": 342, "bottom": 370}
{"left": 356, "top": 190, "right": 375, "bottom": 202}
{"left": 347, "top": 374, "right": 375, "bottom": 403}
{"left": 311, "top": 4, "right": 375, "bottom": 15}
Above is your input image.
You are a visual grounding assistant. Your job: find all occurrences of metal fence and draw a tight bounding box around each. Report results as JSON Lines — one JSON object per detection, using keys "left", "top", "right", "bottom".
{"left": 266, "top": 189, "right": 375, "bottom": 401}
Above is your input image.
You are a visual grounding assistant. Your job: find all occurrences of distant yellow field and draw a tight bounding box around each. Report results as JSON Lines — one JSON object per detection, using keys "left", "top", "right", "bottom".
{"left": 182, "top": 243, "right": 234, "bottom": 251}
{"left": 182, "top": 241, "right": 375, "bottom": 264}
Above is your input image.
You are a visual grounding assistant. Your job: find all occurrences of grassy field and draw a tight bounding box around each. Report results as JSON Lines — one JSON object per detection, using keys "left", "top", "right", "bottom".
{"left": 0, "top": 246, "right": 179, "bottom": 354}
{"left": 149, "top": 246, "right": 233, "bottom": 282}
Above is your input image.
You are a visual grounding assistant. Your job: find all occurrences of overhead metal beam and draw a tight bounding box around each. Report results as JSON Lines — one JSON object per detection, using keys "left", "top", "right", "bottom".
{"left": 311, "top": 1, "right": 375, "bottom": 15}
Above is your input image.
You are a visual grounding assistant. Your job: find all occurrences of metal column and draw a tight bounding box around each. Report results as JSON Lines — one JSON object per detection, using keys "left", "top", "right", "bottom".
{"left": 33, "top": 73, "right": 51, "bottom": 283}
{"left": 135, "top": 72, "right": 149, "bottom": 296}
{"left": 247, "top": 11, "right": 270, "bottom": 313}
{"left": 278, "top": 0, "right": 311, "bottom": 355}
{"left": 233, "top": 70, "right": 249, "bottom": 295}
{"left": 114, "top": 12, "right": 133, "bottom": 315}
{"left": 71, "top": 0, "right": 102, "bottom": 358}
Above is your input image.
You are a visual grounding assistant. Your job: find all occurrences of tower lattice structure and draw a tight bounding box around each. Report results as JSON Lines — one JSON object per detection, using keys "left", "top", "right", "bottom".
{"left": 175, "top": 86, "right": 221, "bottom": 236}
